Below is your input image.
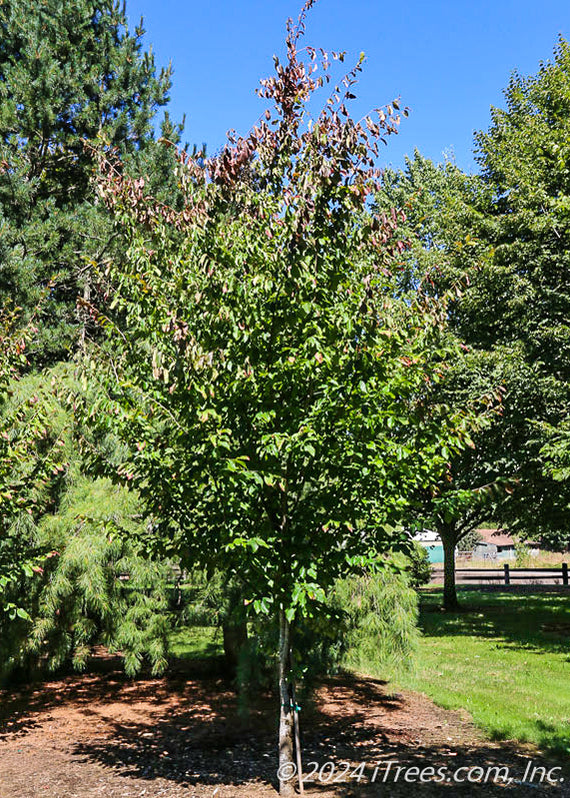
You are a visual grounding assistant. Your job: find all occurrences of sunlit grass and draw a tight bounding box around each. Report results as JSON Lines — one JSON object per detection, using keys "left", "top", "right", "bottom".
{"left": 378, "top": 591, "right": 570, "bottom": 754}
{"left": 167, "top": 592, "right": 570, "bottom": 755}
{"left": 168, "top": 625, "right": 222, "bottom": 659}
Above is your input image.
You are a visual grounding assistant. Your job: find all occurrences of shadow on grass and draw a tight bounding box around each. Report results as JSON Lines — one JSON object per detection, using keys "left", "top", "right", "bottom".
{"left": 417, "top": 590, "right": 570, "bottom": 657}
{"left": 484, "top": 720, "right": 570, "bottom": 757}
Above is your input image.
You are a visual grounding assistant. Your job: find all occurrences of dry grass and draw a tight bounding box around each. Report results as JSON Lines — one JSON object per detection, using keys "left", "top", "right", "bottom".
{"left": 455, "top": 551, "right": 569, "bottom": 569}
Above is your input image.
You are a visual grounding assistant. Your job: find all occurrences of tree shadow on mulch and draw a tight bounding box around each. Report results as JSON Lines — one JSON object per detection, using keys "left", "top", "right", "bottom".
{"left": 62, "top": 664, "right": 567, "bottom": 796}
{"left": 0, "top": 651, "right": 226, "bottom": 740}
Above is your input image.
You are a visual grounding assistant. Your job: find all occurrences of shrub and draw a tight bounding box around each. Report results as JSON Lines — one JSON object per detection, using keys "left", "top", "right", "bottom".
{"left": 405, "top": 543, "right": 432, "bottom": 587}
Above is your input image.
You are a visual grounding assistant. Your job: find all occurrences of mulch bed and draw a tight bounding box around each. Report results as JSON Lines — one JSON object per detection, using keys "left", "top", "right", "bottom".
{"left": 0, "top": 656, "right": 566, "bottom": 797}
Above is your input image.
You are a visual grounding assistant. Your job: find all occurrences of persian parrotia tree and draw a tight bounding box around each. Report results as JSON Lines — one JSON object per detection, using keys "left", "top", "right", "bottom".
{"left": 84, "top": 4, "right": 481, "bottom": 792}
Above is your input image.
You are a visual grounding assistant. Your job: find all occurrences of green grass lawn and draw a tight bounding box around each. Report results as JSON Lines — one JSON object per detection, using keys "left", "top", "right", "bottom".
{"left": 380, "top": 590, "right": 570, "bottom": 754}
{"left": 168, "top": 625, "right": 222, "bottom": 659}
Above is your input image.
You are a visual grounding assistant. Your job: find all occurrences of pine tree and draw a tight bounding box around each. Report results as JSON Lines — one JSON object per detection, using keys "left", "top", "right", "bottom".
{"left": 28, "top": 475, "right": 171, "bottom": 678}
{"left": 0, "top": 359, "right": 172, "bottom": 681}
{"left": 0, "top": 0, "right": 174, "bottom": 364}
{"left": 0, "top": 313, "right": 67, "bottom": 651}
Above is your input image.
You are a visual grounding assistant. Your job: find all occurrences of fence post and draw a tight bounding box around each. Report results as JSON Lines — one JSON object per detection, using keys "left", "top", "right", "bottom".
{"left": 504, "top": 563, "right": 510, "bottom": 586}
{"left": 563, "top": 563, "right": 568, "bottom": 587}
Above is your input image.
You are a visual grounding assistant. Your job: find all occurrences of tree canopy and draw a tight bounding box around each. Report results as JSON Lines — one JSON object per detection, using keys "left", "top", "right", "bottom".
{"left": 2, "top": 3, "right": 570, "bottom": 790}
{"left": 0, "top": 0, "right": 174, "bottom": 363}
{"left": 377, "top": 39, "right": 570, "bottom": 558}
{"left": 80, "top": 5, "right": 484, "bottom": 790}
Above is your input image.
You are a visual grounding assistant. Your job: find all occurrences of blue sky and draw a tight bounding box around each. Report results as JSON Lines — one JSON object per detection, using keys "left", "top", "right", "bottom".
{"left": 127, "top": 0, "right": 570, "bottom": 174}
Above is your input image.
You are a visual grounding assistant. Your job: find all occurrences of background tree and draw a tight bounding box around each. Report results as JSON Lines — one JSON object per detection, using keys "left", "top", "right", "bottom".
{"left": 456, "top": 38, "right": 570, "bottom": 548}
{"left": 376, "top": 158, "right": 508, "bottom": 609}
{"left": 0, "top": 355, "right": 172, "bottom": 681}
{"left": 81, "top": 5, "right": 484, "bottom": 792}
{"left": 377, "top": 38, "right": 570, "bottom": 601}
{"left": 0, "top": 0, "right": 176, "bottom": 364}
{"left": 456, "top": 527, "right": 483, "bottom": 553}
{"left": 414, "top": 350, "right": 543, "bottom": 610}
{"left": 474, "top": 37, "right": 570, "bottom": 539}
{"left": 0, "top": 312, "right": 65, "bottom": 643}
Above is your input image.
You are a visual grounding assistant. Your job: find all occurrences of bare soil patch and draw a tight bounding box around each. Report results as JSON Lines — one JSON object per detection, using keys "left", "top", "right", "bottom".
{"left": 0, "top": 656, "right": 566, "bottom": 797}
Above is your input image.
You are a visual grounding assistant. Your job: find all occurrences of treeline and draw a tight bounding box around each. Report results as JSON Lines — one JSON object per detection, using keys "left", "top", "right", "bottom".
{"left": 1, "top": 2, "right": 570, "bottom": 792}
{"left": 0, "top": 0, "right": 184, "bottom": 678}
{"left": 377, "top": 41, "right": 570, "bottom": 606}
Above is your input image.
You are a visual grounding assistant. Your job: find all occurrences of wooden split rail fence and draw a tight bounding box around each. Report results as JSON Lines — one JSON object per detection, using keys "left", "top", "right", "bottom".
{"left": 431, "top": 563, "right": 569, "bottom": 587}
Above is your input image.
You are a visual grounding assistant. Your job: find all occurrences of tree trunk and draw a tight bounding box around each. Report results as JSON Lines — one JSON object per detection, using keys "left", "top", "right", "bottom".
{"left": 278, "top": 609, "right": 295, "bottom": 797}
{"left": 79, "top": 274, "right": 90, "bottom": 352}
{"left": 222, "top": 618, "right": 248, "bottom": 676}
{"left": 440, "top": 523, "right": 460, "bottom": 612}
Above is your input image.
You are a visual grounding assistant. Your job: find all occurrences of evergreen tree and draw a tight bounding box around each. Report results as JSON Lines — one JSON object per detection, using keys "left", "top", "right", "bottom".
{"left": 0, "top": 359, "right": 172, "bottom": 681}
{"left": 27, "top": 474, "right": 170, "bottom": 679}
{"left": 0, "top": 313, "right": 67, "bottom": 639}
{"left": 0, "top": 0, "right": 174, "bottom": 364}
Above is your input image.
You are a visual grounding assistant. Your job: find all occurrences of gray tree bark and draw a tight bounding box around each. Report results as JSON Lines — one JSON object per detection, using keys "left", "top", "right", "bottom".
{"left": 278, "top": 608, "right": 295, "bottom": 797}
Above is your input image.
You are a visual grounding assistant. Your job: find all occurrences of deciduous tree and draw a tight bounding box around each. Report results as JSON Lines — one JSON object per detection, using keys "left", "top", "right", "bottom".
{"left": 377, "top": 37, "right": 570, "bottom": 597}
{"left": 82, "top": 5, "right": 483, "bottom": 791}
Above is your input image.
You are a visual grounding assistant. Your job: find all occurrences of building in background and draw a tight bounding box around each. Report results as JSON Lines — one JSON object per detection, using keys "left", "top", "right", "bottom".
{"left": 413, "top": 530, "right": 444, "bottom": 564}
{"left": 473, "top": 529, "right": 539, "bottom": 560}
